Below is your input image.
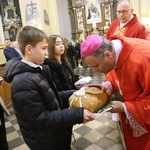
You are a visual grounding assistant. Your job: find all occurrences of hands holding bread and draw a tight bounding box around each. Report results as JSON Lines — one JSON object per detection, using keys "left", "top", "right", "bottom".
{"left": 87, "top": 83, "right": 124, "bottom": 113}
{"left": 83, "top": 109, "right": 96, "bottom": 123}
{"left": 109, "top": 101, "right": 124, "bottom": 113}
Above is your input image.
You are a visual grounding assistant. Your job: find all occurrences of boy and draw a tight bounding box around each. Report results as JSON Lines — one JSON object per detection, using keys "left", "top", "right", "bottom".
{"left": 3, "top": 26, "right": 95, "bottom": 150}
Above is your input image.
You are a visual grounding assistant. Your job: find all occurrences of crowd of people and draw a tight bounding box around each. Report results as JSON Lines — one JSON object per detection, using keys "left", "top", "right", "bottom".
{"left": 1, "top": 0, "right": 150, "bottom": 150}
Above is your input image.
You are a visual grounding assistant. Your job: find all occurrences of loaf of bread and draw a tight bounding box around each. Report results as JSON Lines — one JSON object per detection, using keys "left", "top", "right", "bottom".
{"left": 69, "top": 87, "right": 108, "bottom": 112}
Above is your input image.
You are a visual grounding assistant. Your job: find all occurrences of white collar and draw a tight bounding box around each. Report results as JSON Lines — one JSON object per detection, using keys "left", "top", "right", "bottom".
{"left": 111, "top": 39, "right": 122, "bottom": 68}
{"left": 21, "top": 60, "right": 43, "bottom": 70}
{"left": 120, "top": 14, "right": 134, "bottom": 28}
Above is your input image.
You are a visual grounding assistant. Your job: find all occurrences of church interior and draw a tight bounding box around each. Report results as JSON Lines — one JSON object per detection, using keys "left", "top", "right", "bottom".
{"left": 0, "top": 0, "right": 150, "bottom": 149}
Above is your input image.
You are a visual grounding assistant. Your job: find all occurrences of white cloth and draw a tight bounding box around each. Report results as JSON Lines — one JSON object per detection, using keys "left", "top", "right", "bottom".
{"left": 75, "top": 76, "right": 92, "bottom": 85}
{"left": 111, "top": 39, "right": 122, "bottom": 68}
{"left": 112, "top": 113, "right": 120, "bottom": 121}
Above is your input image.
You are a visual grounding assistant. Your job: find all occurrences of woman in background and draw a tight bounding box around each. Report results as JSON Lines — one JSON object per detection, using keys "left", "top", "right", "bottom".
{"left": 44, "top": 34, "right": 81, "bottom": 91}
{"left": 63, "top": 38, "right": 77, "bottom": 69}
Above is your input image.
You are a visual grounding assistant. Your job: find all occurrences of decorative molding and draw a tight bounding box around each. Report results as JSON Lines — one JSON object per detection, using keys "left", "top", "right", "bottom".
{"left": 70, "top": 0, "right": 118, "bottom": 41}
{"left": 3, "top": 5, "right": 21, "bottom": 30}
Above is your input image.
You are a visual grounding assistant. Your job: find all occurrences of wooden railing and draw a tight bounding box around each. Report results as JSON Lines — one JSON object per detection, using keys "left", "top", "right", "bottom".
{"left": 0, "top": 66, "right": 12, "bottom": 109}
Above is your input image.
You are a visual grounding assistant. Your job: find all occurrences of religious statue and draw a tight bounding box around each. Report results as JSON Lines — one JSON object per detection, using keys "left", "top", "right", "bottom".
{"left": 7, "top": 0, "right": 14, "bottom": 6}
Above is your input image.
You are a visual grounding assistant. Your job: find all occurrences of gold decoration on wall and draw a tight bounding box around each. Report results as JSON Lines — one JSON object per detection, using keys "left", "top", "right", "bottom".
{"left": 70, "top": 0, "right": 118, "bottom": 41}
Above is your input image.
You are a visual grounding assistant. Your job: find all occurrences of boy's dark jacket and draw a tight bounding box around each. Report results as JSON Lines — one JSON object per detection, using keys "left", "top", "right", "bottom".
{"left": 3, "top": 57, "right": 83, "bottom": 150}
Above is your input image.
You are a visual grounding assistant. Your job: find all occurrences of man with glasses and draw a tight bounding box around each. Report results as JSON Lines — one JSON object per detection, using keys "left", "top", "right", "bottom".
{"left": 105, "top": 0, "right": 148, "bottom": 40}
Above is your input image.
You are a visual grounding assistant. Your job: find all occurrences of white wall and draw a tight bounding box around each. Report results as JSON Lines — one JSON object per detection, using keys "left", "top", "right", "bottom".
{"left": 56, "top": 0, "right": 72, "bottom": 41}
{"left": 19, "top": 0, "right": 52, "bottom": 36}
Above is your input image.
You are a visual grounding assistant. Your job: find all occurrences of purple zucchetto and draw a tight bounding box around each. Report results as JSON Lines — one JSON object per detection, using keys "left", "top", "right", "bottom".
{"left": 81, "top": 35, "right": 103, "bottom": 57}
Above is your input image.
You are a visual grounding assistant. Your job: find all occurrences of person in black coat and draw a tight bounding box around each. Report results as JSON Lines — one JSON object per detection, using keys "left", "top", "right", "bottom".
{"left": 3, "top": 39, "right": 21, "bottom": 62}
{"left": 44, "top": 58, "right": 77, "bottom": 91}
{"left": 44, "top": 34, "right": 82, "bottom": 91}
{"left": 0, "top": 103, "right": 9, "bottom": 150}
{"left": 64, "top": 38, "right": 77, "bottom": 69}
{"left": 3, "top": 26, "right": 95, "bottom": 150}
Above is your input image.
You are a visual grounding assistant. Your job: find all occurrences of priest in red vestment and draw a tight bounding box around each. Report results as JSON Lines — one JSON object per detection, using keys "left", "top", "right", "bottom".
{"left": 105, "top": 0, "right": 148, "bottom": 40}
{"left": 105, "top": 1, "right": 148, "bottom": 138}
{"left": 80, "top": 34, "right": 150, "bottom": 150}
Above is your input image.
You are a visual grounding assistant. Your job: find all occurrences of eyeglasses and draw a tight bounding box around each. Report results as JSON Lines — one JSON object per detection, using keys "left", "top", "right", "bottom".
{"left": 116, "top": 9, "right": 131, "bottom": 15}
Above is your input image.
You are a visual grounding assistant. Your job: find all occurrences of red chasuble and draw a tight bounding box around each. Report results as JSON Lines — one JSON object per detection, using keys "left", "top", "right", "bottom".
{"left": 105, "top": 35, "right": 150, "bottom": 150}
{"left": 105, "top": 14, "right": 148, "bottom": 40}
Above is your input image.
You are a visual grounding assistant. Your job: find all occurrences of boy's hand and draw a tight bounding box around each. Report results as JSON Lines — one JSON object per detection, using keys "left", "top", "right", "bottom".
{"left": 83, "top": 109, "right": 96, "bottom": 123}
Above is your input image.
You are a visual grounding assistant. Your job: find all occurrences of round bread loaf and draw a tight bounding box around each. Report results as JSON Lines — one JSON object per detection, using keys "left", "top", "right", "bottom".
{"left": 69, "top": 87, "right": 108, "bottom": 112}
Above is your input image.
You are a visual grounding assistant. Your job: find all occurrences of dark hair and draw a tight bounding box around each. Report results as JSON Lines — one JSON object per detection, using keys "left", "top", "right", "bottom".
{"left": 48, "top": 34, "right": 68, "bottom": 65}
{"left": 63, "top": 38, "right": 69, "bottom": 49}
{"left": 91, "top": 37, "right": 113, "bottom": 58}
{"left": 17, "top": 26, "right": 49, "bottom": 55}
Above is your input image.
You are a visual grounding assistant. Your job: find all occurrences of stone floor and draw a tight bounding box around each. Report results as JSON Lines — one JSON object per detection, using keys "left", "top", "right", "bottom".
{"left": 5, "top": 67, "right": 125, "bottom": 150}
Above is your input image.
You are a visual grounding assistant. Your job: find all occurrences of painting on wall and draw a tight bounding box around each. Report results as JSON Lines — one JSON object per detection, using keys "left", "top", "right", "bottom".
{"left": 9, "top": 26, "right": 17, "bottom": 41}
{"left": 84, "top": 0, "right": 102, "bottom": 24}
{"left": 75, "top": 7, "right": 85, "bottom": 31}
{"left": 25, "top": 0, "right": 40, "bottom": 25}
{"left": 104, "top": 4, "right": 111, "bottom": 26}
